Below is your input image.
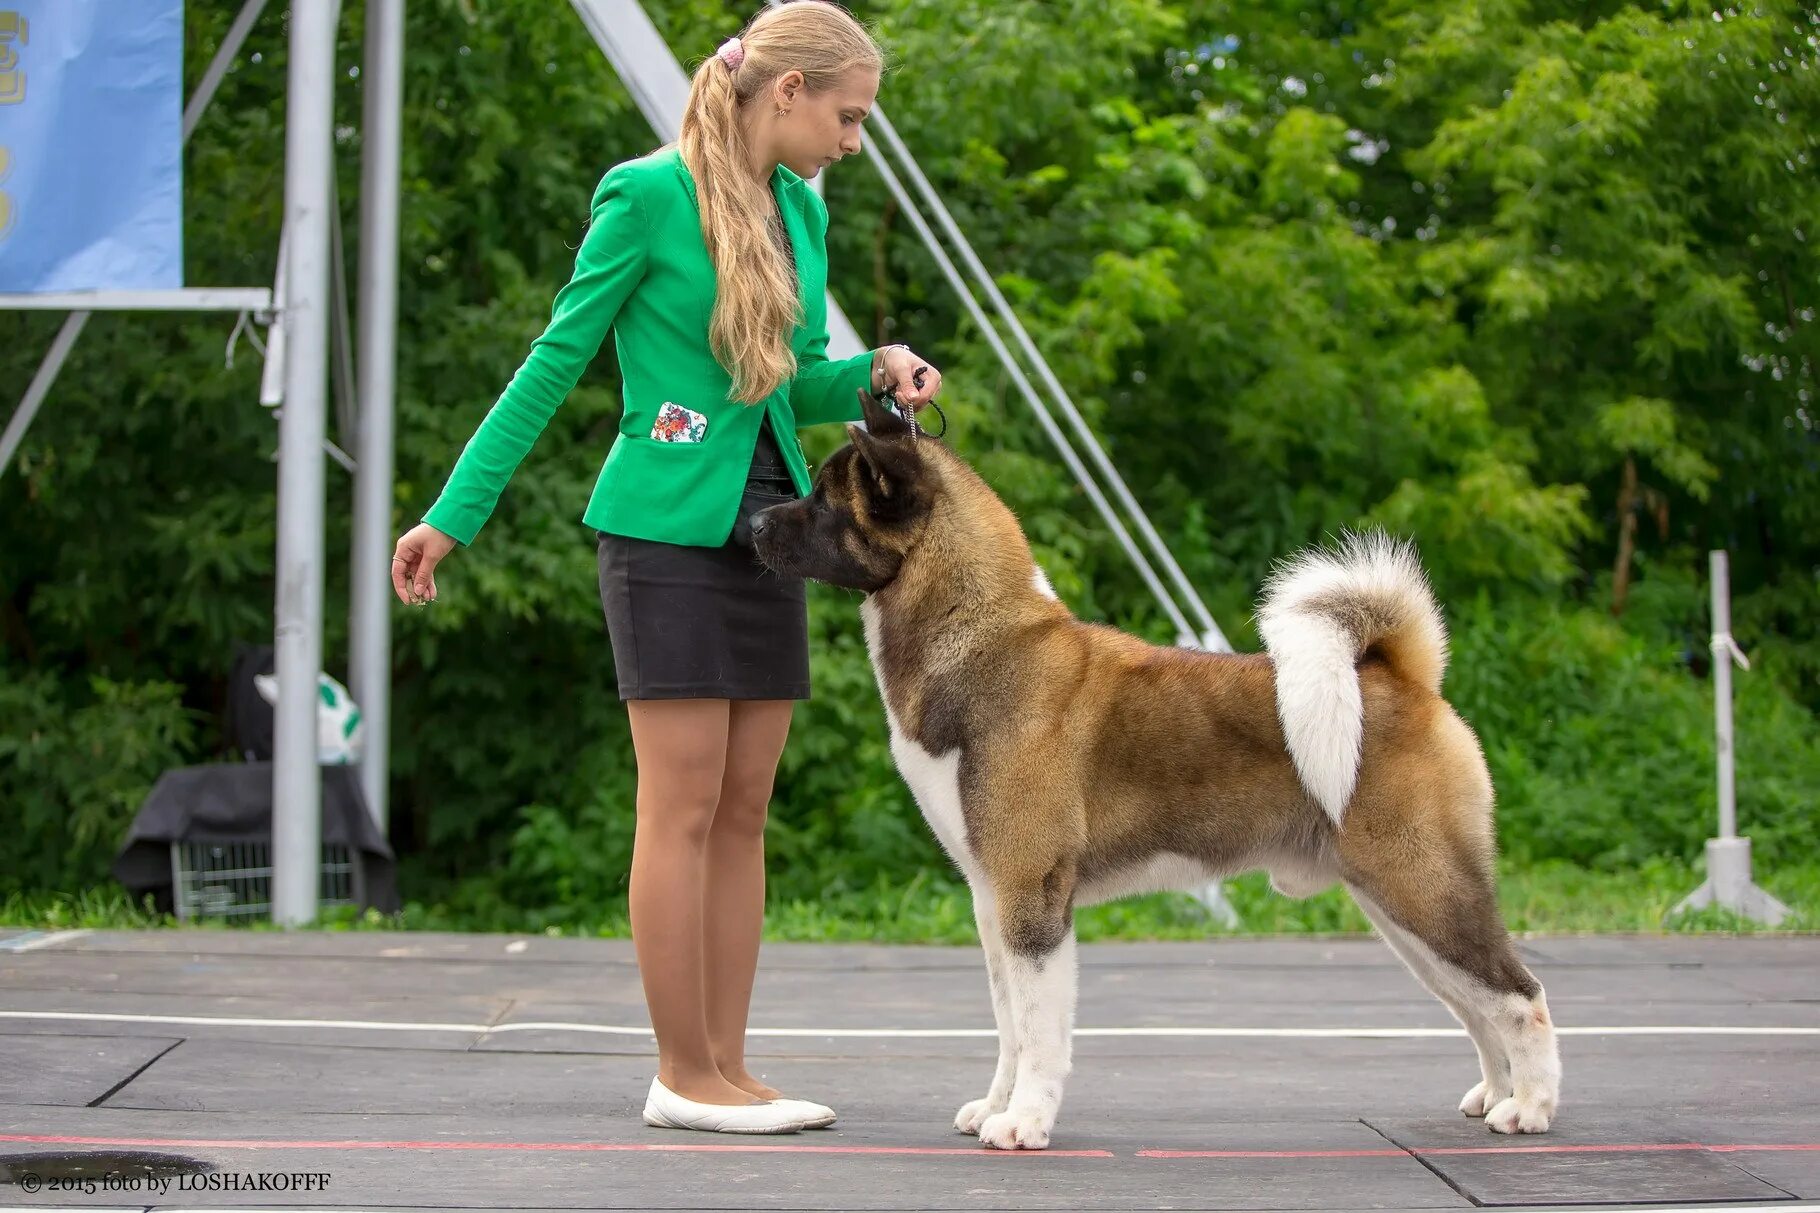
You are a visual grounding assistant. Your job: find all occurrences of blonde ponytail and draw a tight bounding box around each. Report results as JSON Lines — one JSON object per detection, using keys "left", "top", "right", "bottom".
{"left": 677, "top": 2, "right": 881, "bottom": 403}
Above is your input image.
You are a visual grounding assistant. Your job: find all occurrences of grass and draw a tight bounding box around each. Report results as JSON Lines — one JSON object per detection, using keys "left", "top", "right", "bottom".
{"left": 4, "top": 859, "right": 1816, "bottom": 941}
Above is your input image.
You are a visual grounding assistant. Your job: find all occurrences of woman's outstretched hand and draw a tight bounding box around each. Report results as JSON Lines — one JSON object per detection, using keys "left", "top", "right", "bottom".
{"left": 392, "top": 523, "right": 457, "bottom": 605}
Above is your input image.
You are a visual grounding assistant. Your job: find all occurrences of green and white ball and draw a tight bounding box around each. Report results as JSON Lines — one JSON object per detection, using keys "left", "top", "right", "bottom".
{"left": 253, "top": 671, "right": 365, "bottom": 765}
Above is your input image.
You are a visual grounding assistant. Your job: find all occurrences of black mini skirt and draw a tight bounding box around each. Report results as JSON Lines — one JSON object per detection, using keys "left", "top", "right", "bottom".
{"left": 596, "top": 419, "right": 809, "bottom": 701}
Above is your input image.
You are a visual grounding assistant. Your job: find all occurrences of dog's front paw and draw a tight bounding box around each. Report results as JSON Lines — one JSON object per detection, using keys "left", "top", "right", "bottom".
{"left": 978, "top": 1108, "right": 1053, "bottom": 1151}
{"left": 1459, "top": 1079, "right": 1511, "bottom": 1118}
{"left": 955, "top": 1096, "right": 1005, "bottom": 1136}
{"left": 1485, "top": 1094, "right": 1554, "bottom": 1135}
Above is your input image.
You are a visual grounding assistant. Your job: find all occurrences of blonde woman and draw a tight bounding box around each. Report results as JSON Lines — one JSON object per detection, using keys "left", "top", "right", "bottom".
{"left": 392, "top": 3, "right": 941, "bottom": 1135}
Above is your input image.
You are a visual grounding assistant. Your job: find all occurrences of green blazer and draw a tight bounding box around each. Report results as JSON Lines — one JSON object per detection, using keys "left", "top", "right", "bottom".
{"left": 423, "top": 145, "right": 875, "bottom": 548}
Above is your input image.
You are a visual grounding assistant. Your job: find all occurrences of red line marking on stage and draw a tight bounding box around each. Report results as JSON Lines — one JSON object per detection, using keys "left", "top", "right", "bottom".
{"left": 5, "top": 1133, "right": 1814, "bottom": 1161}
{"left": 1140, "top": 1148, "right": 1409, "bottom": 1159}
{"left": 1141, "top": 1141, "right": 1820, "bottom": 1159}
{"left": 1424, "top": 1143, "right": 1703, "bottom": 1156}
{"left": 0, "top": 1133, "right": 1110, "bottom": 1158}
{"left": 1427, "top": 1143, "right": 1820, "bottom": 1157}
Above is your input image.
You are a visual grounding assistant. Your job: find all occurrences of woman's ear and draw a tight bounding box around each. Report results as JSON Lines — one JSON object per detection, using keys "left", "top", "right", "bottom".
{"left": 774, "top": 69, "right": 805, "bottom": 108}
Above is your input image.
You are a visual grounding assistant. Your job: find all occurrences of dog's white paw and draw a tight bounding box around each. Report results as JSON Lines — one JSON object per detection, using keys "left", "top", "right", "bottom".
{"left": 1459, "top": 1079, "right": 1511, "bottom": 1118}
{"left": 954, "top": 1096, "right": 1005, "bottom": 1136}
{"left": 978, "top": 1108, "right": 1053, "bottom": 1151}
{"left": 1485, "top": 1094, "right": 1553, "bottom": 1134}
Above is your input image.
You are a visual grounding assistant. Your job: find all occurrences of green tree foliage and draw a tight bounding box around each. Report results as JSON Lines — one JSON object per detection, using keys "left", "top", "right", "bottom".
{"left": 2, "top": 1, "right": 1814, "bottom": 915}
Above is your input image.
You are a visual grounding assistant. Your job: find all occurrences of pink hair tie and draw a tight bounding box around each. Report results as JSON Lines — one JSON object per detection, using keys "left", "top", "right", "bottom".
{"left": 716, "top": 37, "right": 745, "bottom": 71}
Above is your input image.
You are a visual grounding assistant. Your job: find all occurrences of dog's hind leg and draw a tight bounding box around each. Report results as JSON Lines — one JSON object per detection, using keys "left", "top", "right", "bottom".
{"left": 955, "top": 888, "right": 1021, "bottom": 1135}
{"left": 975, "top": 862, "right": 1078, "bottom": 1151}
{"left": 1348, "top": 886, "right": 1512, "bottom": 1116}
{"left": 1343, "top": 838, "right": 1560, "bottom": 1134}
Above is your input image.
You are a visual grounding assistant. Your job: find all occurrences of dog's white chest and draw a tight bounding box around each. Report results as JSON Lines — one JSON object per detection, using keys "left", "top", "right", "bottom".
{"left": 861, "top": 600, "right": 979, "bottom": 881}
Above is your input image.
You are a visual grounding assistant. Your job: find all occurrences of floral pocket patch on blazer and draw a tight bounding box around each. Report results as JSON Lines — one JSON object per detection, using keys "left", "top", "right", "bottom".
{"left": 651, "top": 402, "right": 709, "bottom": 443}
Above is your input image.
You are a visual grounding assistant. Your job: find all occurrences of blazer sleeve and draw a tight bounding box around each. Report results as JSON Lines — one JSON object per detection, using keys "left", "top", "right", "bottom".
{"left": 785, "top": 189, "right": 875, "bottom": 429}
{"left": 423, "top": 168, "right": 650, "bottom": 545}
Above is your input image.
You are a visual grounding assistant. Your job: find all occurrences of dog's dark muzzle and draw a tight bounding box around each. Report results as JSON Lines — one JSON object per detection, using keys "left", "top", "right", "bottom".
{"left": 750, "top": 497, "right": 888, "bottom": 592}
{"left": 749, "top": 499, "right": 808, "bottom": 573}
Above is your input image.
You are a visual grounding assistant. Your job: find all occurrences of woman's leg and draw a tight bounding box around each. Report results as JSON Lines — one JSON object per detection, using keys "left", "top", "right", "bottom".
{"left": 626, "top": 697, "right": 758, "bottom": 1106}
{"left": 703, "top": 698, "right": 794, "bottom": 1099}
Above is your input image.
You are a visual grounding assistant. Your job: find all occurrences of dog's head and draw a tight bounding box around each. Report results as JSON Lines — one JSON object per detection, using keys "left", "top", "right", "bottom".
{"left": 751, "top": 390, "right": 940, "bottom": 593}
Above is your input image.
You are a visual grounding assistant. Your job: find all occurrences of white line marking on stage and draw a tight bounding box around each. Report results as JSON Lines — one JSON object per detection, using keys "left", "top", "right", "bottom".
{"left": 1, "top": 1008, "right": 1816, "bottom": 1040}
{"left": 0, "top": 930, "right": 91, "bottom": 953}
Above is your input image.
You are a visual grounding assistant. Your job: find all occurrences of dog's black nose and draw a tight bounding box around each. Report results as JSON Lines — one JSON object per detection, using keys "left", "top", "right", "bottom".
{"left": 748, "top": 511, "right": 771, "bottom": 538}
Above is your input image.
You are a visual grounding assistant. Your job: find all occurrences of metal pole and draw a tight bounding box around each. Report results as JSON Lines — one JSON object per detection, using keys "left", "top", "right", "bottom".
{"left": 1712, "top": 550, "right": 1738, "bottom": 842}
{"left": 567, "top": 0, "right": 688, "bottom": 140}
{"left": 352, "top": 0, "right": 404, "bottom": 833}
{"left": 330, "top": 167, "right": 359, "bottom": 452}
{"left": 183, "top": 0, "right": 271, "bottom": 141}
{"left": 261, "top": 228, "right": 290, "bottom": 407}
{"left": 866, "top": 108, "right": 1229, "bottom": 651}
{"left": 0, "top": 315, "right": 89, "bottom": 478}
{"left": 272, "top": 0, "right": 338, "bottom": 928}
{"left": 861, "top": 141, "right": 1199, "bottom": 644}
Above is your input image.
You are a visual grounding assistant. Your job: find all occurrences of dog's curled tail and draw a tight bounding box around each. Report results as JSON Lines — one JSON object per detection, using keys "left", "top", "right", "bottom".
{"left": 1255, "top": 530, "right": 1448, "bottom": 826}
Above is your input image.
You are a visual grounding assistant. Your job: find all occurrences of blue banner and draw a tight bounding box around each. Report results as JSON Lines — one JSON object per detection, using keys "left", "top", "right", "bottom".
{"left": 0, "top": 1, "right": 183, "bottom": 293}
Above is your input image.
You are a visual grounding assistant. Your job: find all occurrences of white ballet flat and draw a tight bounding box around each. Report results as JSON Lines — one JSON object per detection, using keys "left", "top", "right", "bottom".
{"left": 768, "top": 1096, "right": 836, "bottom": 1129}
{"left": 641, "top": 1078, "right": 808, "bottom": 1135}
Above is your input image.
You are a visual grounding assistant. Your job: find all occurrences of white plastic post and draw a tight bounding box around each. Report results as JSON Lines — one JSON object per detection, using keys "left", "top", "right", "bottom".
{"left": 1674, "top": 550, "right": 1789, "bottom": 926}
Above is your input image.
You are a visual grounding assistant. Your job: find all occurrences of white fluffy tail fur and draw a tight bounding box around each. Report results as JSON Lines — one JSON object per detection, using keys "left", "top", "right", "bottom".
{"left": 1255, "top": 530, "right": 1448, "bottom": 825}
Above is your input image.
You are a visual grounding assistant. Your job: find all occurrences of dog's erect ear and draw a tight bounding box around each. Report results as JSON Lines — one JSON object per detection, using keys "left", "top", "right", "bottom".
{"left": 845, "top": 421, "right": 920, "bottom": 502}
{"left": 857, "top": 386, "right": 913, "bottom": 438}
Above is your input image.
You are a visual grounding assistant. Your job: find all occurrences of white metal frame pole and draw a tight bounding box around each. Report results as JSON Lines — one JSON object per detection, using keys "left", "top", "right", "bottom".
{"left": 0, "top": 318, "right": 88, "bottom": 475}
{"left": 351, "top": 0, "right": 405, "bottom": 832}
{"left": 864, "top": 108, "right": 1230, "bottom": 652}
{"left": 272, "top": 0, "right": 339, "bottom": 927}
{"left": 857, "top": 135, "right": 1201, "bottom": 646}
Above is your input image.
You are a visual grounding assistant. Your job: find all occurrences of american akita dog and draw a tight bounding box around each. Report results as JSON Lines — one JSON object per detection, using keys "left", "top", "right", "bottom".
{"left": 749, "top": 392, "right": 1562, "bottom": 1152}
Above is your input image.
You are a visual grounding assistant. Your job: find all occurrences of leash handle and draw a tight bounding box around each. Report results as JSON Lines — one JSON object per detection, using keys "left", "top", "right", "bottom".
{"left": 875, "top": 364, "right": 945, "bottom": 438}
